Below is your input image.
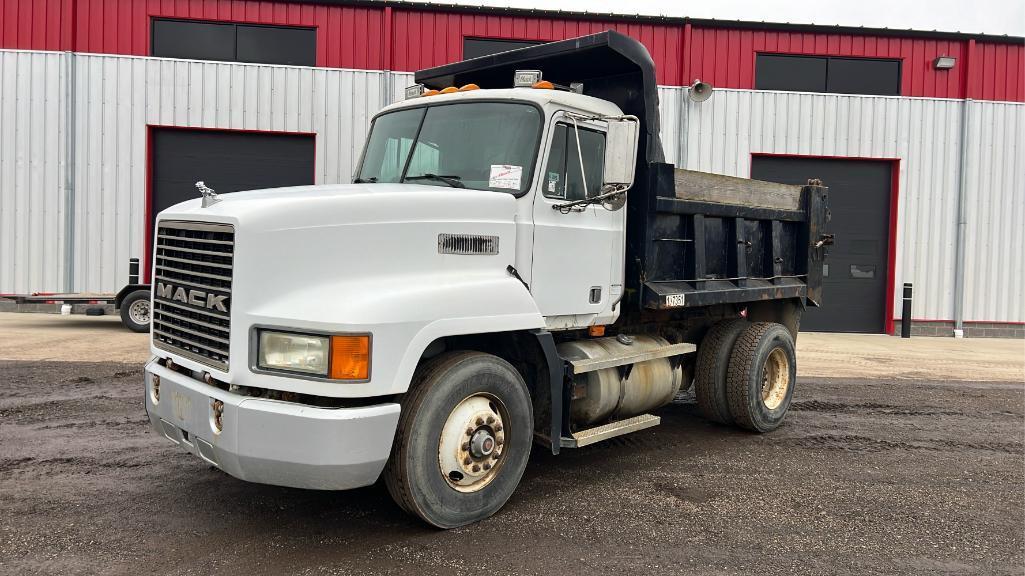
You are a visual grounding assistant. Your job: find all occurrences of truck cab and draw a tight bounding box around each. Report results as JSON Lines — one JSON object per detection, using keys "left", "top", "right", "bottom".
{"left": 144, "top": 31, "right": 828, "bottom": 529}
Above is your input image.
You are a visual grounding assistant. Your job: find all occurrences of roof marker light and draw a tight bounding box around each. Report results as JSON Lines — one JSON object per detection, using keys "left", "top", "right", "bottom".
{"left": 440, "top": 86, "right": 459, "bottom": 94}
{"left": 404, "top": 84, "right": 425, "bottom": 99}
{"left": 458, "top": 83, "right": 480, "bottom": 91}
{"left": 514, "top": 70, "right": 542, "bottom": 87}
{"left": 422, "top": 89, "right": 440, "bottom": 97}
{"left": 532, "top": 80, "right": 554, "bottom": 90}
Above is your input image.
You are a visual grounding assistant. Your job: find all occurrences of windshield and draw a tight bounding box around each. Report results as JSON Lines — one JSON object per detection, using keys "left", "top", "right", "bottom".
{"left": 356, "top": 102, "right": 542, "bottom": 194}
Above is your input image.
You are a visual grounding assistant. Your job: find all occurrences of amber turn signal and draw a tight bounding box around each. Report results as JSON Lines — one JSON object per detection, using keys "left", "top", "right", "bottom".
{"left": 588, "top": 325, "right": 606, "bottom": 337}
{"left": 330, "top": 335, "right": 370, "bottom": 380}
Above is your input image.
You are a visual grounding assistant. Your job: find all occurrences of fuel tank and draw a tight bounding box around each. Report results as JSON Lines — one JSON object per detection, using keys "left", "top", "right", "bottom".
{"left": 557, "top": 335, "right": 684, "bottom": 427}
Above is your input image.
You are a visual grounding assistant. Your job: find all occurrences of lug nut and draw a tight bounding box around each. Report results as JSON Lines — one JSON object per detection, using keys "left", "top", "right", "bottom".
{"left": 494, "top": 424, "right": 503, "bottom": 432}
{"left": 496, "top": 434, "right": 505, "bottom": 445}
{"left": 492, "top": 453, "right": 500, "bottom": 460}
{"left": 475, "top": 417, "right": 484, "bottom": 426}
{"left": 463, "top": 457, "right": 472, "bottom": 465}
{"left": 486, "top": 416, "right": 495, "bottom": 425}
{"left": 483, "top": 463, "right": 492, "bottom": 471}
{"left": 462, "top": 442, "right": 470, "bottom": 451}
{"left": 466, "top": 427, "right": 474, "bottom": 436}
{"left": 472, "top": 464, "right": 481, "bottom": 473}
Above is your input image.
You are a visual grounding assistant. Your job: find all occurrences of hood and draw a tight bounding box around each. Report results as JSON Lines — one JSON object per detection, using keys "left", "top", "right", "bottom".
{"left": 157, "top": 183, "right": 519, "bottom": 232}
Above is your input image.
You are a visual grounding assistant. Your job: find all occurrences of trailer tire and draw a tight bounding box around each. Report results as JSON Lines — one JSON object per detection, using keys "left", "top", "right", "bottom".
{"left": 119, "top": 289, "right": 151, "bottom": 333}
{"left": 726, "top": 322, "right": 796, "bottom": 432}
{"left": 383, "top": 351, "right": 533, "bottom": 529}
{"left": 693, "top": 319, "right": 748, "bottom": 425}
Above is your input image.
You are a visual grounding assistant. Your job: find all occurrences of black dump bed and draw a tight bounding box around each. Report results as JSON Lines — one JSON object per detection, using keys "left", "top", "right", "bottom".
{"left": 417, "top": 31, "right": 830, "bottom": 316}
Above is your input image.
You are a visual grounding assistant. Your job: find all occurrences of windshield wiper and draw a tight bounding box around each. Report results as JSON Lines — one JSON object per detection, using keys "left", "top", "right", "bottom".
{"left": 353, "top": 176, "right": 378, "bottom": 183}
{"left": 403, "top": 174, "right": 465, "bottom": 188}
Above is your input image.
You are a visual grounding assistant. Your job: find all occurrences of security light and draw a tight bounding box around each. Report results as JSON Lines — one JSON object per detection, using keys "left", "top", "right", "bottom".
{"left": 933, "top": 56, "right": 956, "bottom": 70}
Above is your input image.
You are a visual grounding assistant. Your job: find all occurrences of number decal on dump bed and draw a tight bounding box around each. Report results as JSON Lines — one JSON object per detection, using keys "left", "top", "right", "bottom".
{"left": 665, "top": 294, "right": 686, "bottom": 307}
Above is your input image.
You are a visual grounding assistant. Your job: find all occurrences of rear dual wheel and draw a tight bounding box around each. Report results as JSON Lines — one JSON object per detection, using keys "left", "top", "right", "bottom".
{"left": 726, "top": 322, "right": 797, "bottom": 432}
{"left": 384, "top": 351, "right": 532, "bottom": 528}
{"left": 695, "top": 319, "right": 797, "bottom": 432}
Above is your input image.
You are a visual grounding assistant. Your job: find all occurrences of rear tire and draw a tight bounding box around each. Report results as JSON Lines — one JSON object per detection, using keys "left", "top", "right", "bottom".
{"left": 383, "top": 351, "right": 533, "bottom": 528}
{"left": 694, "top": 319, "right": 748, "bottom": 424}
{"left": 119, "top": 290, "right": 151, "bottom": 333}
{"left": 726, "top": 322, "right": 797, "bottom": 432}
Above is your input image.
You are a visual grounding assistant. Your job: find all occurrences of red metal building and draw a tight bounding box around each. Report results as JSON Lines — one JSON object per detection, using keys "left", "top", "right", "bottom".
{"left": 1, "top": 0, "right": 1022, "bottom": 101}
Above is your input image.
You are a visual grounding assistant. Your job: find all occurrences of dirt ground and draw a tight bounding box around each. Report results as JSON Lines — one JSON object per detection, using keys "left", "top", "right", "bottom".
{"left": 1, "top": 312, "right": 1023, "bottom": 575}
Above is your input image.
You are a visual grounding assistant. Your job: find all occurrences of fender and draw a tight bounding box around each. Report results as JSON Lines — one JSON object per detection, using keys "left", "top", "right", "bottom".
{"left": 239, "top": 271, "right": 543, "bottom": 397}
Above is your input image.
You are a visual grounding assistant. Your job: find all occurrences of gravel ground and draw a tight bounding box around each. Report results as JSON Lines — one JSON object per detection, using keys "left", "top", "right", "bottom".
{"left": 1, "top": 358, "right": 1022, "bottom": 576}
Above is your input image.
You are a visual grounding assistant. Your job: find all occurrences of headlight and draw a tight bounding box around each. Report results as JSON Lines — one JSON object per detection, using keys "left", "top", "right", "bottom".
{"left": 258, "top": 331, "right": 329, "bottom": 376}
{"left": 256, "top": 330, "right": 370, "bottom": 380}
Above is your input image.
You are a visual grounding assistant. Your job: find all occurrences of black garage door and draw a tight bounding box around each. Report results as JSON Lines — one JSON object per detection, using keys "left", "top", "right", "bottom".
{"left": 150, "top": 128, "right": 315, "bottom": 242}
{"left": 751, "top": 157, "right": 892, "bottom": 333}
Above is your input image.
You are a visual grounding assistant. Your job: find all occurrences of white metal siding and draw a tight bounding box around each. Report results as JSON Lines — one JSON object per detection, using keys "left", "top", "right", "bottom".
{"left": 660, "top": 87, "right": 1024, "bottom": 323}
{"left": 1, "top": 50, "right": 1022, "bottom": 325}
{"left": 0, "top": 51, "right": 66, "bottom": 294}
{"left": 963, "top": 100, "right": 1025, "bottom": 323}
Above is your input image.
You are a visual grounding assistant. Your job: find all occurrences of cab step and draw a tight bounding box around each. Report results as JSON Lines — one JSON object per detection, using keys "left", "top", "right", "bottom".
{"left": 566, "top": 342, "right": 695, "bottom": 375}
{"left": 560, "top": 413, "right": 661, "bottom": 448}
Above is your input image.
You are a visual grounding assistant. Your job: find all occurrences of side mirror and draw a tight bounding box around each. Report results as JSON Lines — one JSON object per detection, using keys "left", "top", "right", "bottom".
{"left": 602, "top": 118, "right": 639, "bottom": 188}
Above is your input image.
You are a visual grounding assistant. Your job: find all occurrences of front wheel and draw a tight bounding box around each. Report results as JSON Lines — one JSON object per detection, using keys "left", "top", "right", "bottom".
{"left": 383, "top": 351, "right": 533, "bottom": 528}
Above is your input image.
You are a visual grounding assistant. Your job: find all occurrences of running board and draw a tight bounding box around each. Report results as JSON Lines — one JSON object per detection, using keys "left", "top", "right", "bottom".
{"left": 566, "top": 342, "right": 696, "bottom": 375}
{"left": 560, "top": 414, "right": 661, "bottom": 448}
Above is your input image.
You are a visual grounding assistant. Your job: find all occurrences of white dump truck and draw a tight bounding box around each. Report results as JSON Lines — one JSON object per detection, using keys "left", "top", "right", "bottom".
{"left": 144, "top": 31, "right": 830, "bottom": 527}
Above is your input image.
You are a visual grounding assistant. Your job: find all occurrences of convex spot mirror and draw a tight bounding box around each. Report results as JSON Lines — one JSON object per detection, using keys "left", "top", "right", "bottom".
{"left": 602, "top": 118, "right": 639, "bottom": 188}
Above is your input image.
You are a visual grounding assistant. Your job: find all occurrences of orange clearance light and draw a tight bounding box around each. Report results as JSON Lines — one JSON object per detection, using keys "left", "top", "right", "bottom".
{"left": 458, "top": 83, "right": 480, "bottom": 91}
{"left": 440, "top": 86, "right": 459, "bottom": 94}
{"left": 330, "top": 335, "right": 370, "bottom": 380}
{"left": 588, "top": 325, "right": 606, "bottom": 337}
{"left": 422, "top": 89, "right": 440, "bottom": 97}
{"left": 532, "top": 80, "right": 555, "bottom": 90}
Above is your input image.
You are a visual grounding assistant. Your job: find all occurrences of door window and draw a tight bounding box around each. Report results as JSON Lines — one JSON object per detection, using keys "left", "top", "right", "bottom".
{"left": 543, "top": 123, "right": 606, "bottom": 201}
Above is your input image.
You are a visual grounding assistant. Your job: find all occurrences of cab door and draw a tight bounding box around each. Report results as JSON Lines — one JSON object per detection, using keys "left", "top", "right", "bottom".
{"left": 530, "top": 117, "right": 623, "bottom": 328}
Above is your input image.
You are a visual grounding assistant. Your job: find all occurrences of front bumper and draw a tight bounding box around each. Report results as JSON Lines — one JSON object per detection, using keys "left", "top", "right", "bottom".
{"left": 144, "top": 359, "right": 401, "bottom": 490}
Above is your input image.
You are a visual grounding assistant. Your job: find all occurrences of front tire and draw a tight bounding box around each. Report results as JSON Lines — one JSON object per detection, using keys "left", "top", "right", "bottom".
{"left": 119, "top": 290, "right": 151, "bottom": 333}
{"left": 384, "top": 351, "right": 533, "bottom": 528}
{"left": 725, "top": 322, "right": 797, "bottom": 432}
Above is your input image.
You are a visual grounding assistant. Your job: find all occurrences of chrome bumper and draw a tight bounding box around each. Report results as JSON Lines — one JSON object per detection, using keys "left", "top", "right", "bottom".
{"left": 144, "top": 359, "right": 400, "bottom": 490}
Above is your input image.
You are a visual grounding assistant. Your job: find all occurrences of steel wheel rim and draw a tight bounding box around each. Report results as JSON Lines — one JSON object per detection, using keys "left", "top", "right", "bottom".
{"left": 761, "top": 347, "right": 790, "bottom": 410}
{"left": 129, "top": 299, "right": 150, "bottom": 325}
{"left": 438, "top": 393, "right": 508, "bottom": 493}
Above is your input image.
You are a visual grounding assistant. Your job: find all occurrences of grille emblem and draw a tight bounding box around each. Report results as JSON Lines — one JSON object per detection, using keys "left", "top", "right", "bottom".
{"left": 156, "top": 282, "right": 229, "bottom": 313}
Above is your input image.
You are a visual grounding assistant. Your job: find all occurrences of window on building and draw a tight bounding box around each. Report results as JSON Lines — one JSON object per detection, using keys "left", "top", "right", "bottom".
{"left": 755, "top": 54, "right": 901, "bottom": 96}
{"left": 463, "top": 37, "right": 543, "bottom": 60}
{"left": 543, "top": 124, "right": 606, "bottom": 201}
{"left": 152, "top": 18, "right": 316, "bottom": 66}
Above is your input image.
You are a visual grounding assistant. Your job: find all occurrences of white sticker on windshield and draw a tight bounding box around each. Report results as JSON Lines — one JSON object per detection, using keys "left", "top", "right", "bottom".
{"left": 489, "top": 165, "right": 522, "bottom": 190}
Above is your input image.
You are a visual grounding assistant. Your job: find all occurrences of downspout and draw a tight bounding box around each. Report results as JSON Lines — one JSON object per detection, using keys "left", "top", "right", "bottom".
{"left": 951, "top": 40, "right": 974, "bottom": 338}
{"left": 62, "top": 51, "right": 77, "bottom": 291}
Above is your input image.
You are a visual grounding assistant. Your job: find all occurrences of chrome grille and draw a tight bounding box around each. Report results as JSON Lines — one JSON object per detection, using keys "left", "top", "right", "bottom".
{"left": 152, "top": 221, "right": 234, "bottom": 371}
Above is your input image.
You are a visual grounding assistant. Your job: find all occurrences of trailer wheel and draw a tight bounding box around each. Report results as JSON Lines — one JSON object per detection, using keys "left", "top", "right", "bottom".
{"left": 119, "top": 289, "right": 151, "bottom": 333}
{"left": 693, "top": 319, "right": 748, "bottom": 424}
{"left": 726, "top": 322, "right": 797, "bottom": 432}
{"left": 383, "top": 351, "right": 532, "bottom": 528}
